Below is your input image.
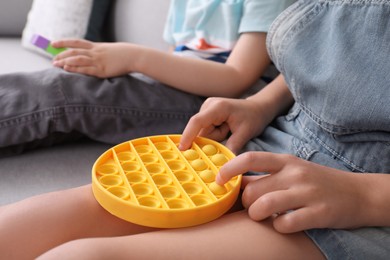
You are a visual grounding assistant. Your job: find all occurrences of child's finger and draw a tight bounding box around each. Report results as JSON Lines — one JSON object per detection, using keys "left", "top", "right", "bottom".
{"left": 179, "top": 113, "right": 209, "bottom": 150}
{"left": 53, "top": 56, "right": 93, "bottom": 68}
{"left": 53, "top": 49, "right": 92, "bottom": 62}
{"left": 241, "top": 175, "right": 267, "bottom": 188}
{"left": 247, "top": 189, "right": 302, "bottom": 222}
{"left": 217, "top": 152, "right": 287, "bottom": 185}
{"left": 62, "top": 65, "right": 98, "bottom": 77}
{"left": 52, "top": 39, "right": 93, "bottom": 49}
{"left": 179, "top": 104, "right": 226, "bottom": 150}
{"left": 273, "top": 207, "right": 321, "bottom": 233}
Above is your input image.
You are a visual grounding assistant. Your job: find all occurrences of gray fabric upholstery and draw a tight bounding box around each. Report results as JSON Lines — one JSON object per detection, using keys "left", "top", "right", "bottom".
{"left": 0, "top": 0, "right": 32, "bottom": 36}
{"left": 0, "top": 141, "right": 111, "bottom": 206}
{"left": 0, "top": 38, "right": 52, "bottom": 73}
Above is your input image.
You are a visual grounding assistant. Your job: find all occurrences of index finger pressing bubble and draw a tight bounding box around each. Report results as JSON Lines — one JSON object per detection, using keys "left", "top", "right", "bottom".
{"left": 217, "top": 152, "right": 288, "bottom": 185}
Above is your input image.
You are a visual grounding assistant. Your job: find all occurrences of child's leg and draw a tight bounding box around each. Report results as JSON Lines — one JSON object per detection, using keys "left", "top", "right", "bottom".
{"left": 38, "top": 211, "right": 325, "bottom": 259}
{"left": 0, "top": 69, "right": 204, "bottom": 157}
{"left": 0, "top": 185, "right": 156, "bottom": 259}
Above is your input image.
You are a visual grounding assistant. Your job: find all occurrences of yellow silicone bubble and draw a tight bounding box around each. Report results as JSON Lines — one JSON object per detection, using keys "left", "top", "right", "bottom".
{"left": 182, "top": 182, "right": 203, "bottom": 195}
{"left": 167, "top": 160, "right": 186, "bottom": 171}
{"left": 154, "top": 142, "right": 171, "bottom": 151}
{"left": 138, "top": 196, "right": 161, "bottom": 208}
{"left": 211, "top": 153, "right": 228, "bottom": 166}
{"left": 132, "top": 183, "right": 154, "bottom": 196}
{"left": 167, "top": 198, "right": 189, "bottom": 209}
{"left": 182, "top": 149, "right": 199, "bottom": 160}
{"left": 209, "top": 182, "right": 228, "bottom": 195}
{"left": 202, "top": 144, "right": 217, "bottom": 156}
{"left": 152, "top": 174, "right": 172, "bottom": 186}
{"left": 191, "top": 159, "right": 208, "bottom": 171}
{"left": 122, "top": 161, "right": 141, "bottom": 172}
{"left": 191, "top": 194, "right": 213, "bottom": 206}
{"left": 146, "top": 163, "right": 165, "bottom": 175}
{"left": 135, "top": 145, "right": 153, "bottom": 154}
{"left": 107, "top": 186, "right": 130, "bottom": 200}
{"left": 92, "top": 135, "right": 241, "bottom": 228}
{"left": 126, "top": 171, "right": 147, "bottom": 183}
{"left": 174, "top": 170, "right": 194, "bottom": 182}
{"left": 96, "top": 164, "right": 118, "bottom": 175}
{"left": 161, "top": 151, "right": 178, "bottom": 161}
{"left": 140, "top": 154, "right": 159, "bottom": 164}
{"left": 159, "top": 186, "right": 180, "bottom": 199}
{"left": 99, "top": 175, "right": 123, "bottom": 187}
{"left": 199, "top": 169, "right": 215, "bottom": 183}
{"left": 117, "top": 152, "right": 135, "bottom": 162}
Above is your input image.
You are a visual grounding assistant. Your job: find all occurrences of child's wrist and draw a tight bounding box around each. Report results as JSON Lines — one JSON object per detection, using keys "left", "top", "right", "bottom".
{"left": 117, "top": 43, "right": 143, "bottom": 72}
{"left": 358, "top": 174, "right": 390, "bottom": 227}
{"left": 246, "top": 94, "right": 280, "bottom": 124}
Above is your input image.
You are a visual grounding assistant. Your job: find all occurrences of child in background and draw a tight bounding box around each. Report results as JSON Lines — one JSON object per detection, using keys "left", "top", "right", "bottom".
{"left": 1, "top": 0, "right": 389, "bottom": 259}
{"left": 0, "top": 0, "right": 294, "bottom": 157}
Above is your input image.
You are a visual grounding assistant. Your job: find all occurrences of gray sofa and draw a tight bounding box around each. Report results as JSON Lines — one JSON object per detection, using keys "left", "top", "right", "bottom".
{"left": 0, "top": 0, "right": 170, "bottom": 205}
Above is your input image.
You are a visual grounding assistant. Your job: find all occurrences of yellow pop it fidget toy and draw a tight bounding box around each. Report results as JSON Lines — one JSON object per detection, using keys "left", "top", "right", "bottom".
{"left": 92, "top": 135, "right": 241, "bottom": 228}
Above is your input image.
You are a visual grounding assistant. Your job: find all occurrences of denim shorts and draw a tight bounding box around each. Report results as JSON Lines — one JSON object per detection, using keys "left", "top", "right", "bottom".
{"left": 243, "top": 105, "right": 390, "bottom": 259}
{"left": 243, "top": 0, "right": 390, "bottom": 259}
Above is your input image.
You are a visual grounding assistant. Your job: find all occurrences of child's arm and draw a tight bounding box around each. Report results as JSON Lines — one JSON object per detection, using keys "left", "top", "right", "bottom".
{"left": 51, "top": 32, "right": 269, "bottom": 98}
{"left": 179, "top": 75, "right": 294, "bottom": 153}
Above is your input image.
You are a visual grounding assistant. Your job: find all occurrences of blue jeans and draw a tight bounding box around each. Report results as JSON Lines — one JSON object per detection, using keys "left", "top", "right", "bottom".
{"left": 243, "top": 0, "right": 390, "bottom": 259}
{"left": 0, "top": 68, "right": 204, "bottom": 156}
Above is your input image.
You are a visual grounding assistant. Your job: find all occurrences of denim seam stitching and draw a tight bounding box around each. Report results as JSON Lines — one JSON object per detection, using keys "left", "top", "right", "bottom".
{"left": 291, "top": 115, "right": 318, "bottom": 161}
{"left": 304, "top": 127, "right": 366, "bottom": 172}
{"left": 300, "top": 105, "right": 368, "bottom": 134}
{"left": 59, "top": 105, "right": 195, "bottom": 118}
{"left": 319, "top": 0, "right": 390, "bottom": 5}
{"left": 291, "top": 125, "right": 318, "bottom": 161}
{"left": 279, "top": 3, "right": 323, "bottom": 74}
{"left": 0, "top": 109, "right": 63, "bottom": 128}
{"left": 266, "top": 1, "right": 303, "bottom": 62}
{"left": 0, "top": 105, "right": 193, "bottom": 128}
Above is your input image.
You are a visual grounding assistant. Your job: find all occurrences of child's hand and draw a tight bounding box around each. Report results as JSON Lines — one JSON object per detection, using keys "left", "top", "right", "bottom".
{"left": 52, "top": 39, "right": 136, "bottom": 78}
{"left": 217, "top": 152, "right": 369, "bottom": 233}
{"left": 179, "top": 97, "right": 269, "bottom": 154}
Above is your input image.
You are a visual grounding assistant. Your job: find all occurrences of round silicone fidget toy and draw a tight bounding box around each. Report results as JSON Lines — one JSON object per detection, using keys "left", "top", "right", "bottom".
{"left": 91, "top": 135, "right": 241, "bottom": 228}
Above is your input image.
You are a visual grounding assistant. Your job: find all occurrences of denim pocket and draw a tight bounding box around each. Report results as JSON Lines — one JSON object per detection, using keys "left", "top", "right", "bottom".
{"left": 284, "top": 104, "right": 301, "bottom": 122}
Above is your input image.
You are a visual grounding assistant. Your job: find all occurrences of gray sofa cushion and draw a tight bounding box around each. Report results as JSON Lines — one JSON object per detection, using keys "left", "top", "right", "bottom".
{"left": 0, "top": 0, "right": 32, "bottom": 36}
{"left": 0, "top": 38, "right": 52, "bottom": 73}
{"left": 0, "top": 141, "right": 111, "bottom": 206}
